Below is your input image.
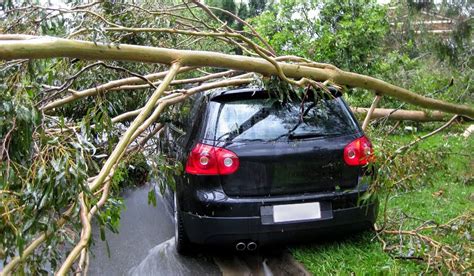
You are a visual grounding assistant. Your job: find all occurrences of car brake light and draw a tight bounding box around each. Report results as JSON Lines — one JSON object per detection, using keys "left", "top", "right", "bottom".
{"left": 185, "top": 143, "right": 240, "bottom": 175}
{"left": 343, "top": 136, "right": 374, "bottom": 166}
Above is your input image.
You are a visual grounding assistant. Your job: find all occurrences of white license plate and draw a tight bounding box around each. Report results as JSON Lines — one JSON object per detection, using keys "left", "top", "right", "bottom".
{"left": 273, "top": 202, "right": 321, "bottom": 223}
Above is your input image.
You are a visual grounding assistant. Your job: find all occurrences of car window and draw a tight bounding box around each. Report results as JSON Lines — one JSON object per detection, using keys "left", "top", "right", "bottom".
{"left": 203, "top": 96, "right": 356, "bottom": 142}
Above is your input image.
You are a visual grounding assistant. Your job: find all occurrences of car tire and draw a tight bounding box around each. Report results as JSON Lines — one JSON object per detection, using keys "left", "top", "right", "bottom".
{"left": 174, "top": 194, "right": 192, "bottom": 255}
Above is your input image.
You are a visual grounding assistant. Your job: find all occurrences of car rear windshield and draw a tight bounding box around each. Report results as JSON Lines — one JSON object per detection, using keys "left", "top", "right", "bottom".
{"left": 203, "top": 96, "right": 357, "bottom": 142}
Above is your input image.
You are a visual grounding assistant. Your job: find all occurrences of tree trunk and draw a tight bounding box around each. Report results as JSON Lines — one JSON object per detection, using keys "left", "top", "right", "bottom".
{"left": 351, "top": 107, "right": 462, "bottom": 122}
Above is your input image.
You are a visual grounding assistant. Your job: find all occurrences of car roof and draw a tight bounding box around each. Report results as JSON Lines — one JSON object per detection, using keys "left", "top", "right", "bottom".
{"left": 208, "top": 86, "right": 342, "bottom": 101}
{"left": 208, "top": 87, "right": 264, "bottom": 100}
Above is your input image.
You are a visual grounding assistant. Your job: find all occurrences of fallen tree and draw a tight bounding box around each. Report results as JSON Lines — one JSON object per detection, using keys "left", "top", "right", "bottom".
{"left": 351, "top": 107, "right": 461, "bottom": 122}
{"left": 1, "top": 36, "right": 473, "bottom": 117}
{"left": 0, "top": 1, "right": 472, "bottom": 275}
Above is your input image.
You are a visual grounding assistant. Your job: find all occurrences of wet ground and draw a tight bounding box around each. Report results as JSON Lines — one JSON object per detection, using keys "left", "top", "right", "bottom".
{"left": 88, "top": 184, "right": 309, "bottom": 276}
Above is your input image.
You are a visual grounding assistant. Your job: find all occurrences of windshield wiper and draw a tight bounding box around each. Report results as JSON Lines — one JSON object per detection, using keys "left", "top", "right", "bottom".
{"left": 236, "top": 138, "right": 266, "bottom": 142}
{"left": 288, "top": 132, "right": 326, "bottom": 140}
{"left": 267, "top": 131, "right": 324, "bottom": 142}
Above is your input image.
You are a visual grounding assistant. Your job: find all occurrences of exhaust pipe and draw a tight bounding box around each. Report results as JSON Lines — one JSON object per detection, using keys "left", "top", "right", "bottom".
{"left": 235, "top": 242, "right": 246, "bottom": 251}
{"left": 247, "top": 242, "right": 257, "bottom": 251}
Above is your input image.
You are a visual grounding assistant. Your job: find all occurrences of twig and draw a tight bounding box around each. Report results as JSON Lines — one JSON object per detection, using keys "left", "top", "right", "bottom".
{"left": 205, "top": 4, "right": 277, "bottom": 56}
{"left": 38, "top": 62, "right": 105, "bottom": 105}
{"left": 395, "top": 115, "right": 459, "bottom": 155}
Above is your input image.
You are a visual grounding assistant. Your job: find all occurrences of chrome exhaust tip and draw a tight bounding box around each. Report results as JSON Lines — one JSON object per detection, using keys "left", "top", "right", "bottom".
{"left": 235, "top": 242, "right": 246, "bottom": 251}
{"left": 247, "top": 242, "right": 257, "bottom": 251}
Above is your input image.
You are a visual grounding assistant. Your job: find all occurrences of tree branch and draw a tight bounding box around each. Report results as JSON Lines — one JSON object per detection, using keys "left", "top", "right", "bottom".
{"left": 41, "top": 66, "right": 194, "bottom": 111}
{"left": 89, "top": 62, "right": 181, "bottom": 192}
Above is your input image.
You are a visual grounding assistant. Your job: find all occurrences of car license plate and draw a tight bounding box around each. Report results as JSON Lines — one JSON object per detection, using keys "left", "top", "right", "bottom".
{"left": 273, "top": 202, "right": 321, "bottom": 223}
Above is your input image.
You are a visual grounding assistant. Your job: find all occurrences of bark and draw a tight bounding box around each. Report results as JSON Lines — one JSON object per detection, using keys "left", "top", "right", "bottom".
{"left": 57, "top": 194, "right": 90, "bottom": 275}
{"left": 351, "top": 107, "right": 466, "bottom": 122}
{"left": 1, "top": 35, "right": 473, "bottom": 117}
{"left": 362, "top": 95, "right": 382, "bottom": 130}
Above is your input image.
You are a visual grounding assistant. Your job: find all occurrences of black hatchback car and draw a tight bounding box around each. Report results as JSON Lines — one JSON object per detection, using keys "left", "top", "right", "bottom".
{"left": 162, "top": 87, "right": 377, "bottom": 254}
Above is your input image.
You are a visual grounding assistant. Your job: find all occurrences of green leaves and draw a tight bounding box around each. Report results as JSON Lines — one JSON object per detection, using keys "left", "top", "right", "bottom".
{"left": 152, "top": 153, "right": 182, "bottom": 195}
{"left": 0, "top": 87, "right": 100, "bottom": 272}
{"left": 148, "top": 188, "right": 157, "bottom": 207}
{"left": 114, "top": 152, "right": 150, "bottom": 189}
{"left": 0, "top": 92, "right": 40, "bottom": 164}
{"left": 251, "top": 0, "right": 389, "bottom": 74}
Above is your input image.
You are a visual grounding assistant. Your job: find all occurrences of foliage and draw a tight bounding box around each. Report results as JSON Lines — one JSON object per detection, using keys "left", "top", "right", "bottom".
{"left": 346, "top": 52, "right": 473, "bottom": 108}
{"left": 388, "top": 0, "right": 473, "bottom": 66}
{"left": 251, "top": 0, "right": 472, "bottom": 110}
{"left": 0, "top": 89, "right": 39, "bottom": 165}
{"left": 1, "top": 60, "right": 98, "bottom": 272}
{"left": 378, "top": 0, "right": 472, "bottom": 109}
{"left": 0, "top": 111, "right": 91, "bottom": 273}
{"left": 150, "top": 153, "right": 182, "bottom": 194}
{"left": 96, "top": 198, "right": 125, "bottom": 240}
{"left": 115, "top": 152, "right": 151, "bottom": 189}
{"left": 248, "top": 0, "right": 270, "bottom": 17}
{"left": 251, "top": 0, "right": 389, "bottom": 74}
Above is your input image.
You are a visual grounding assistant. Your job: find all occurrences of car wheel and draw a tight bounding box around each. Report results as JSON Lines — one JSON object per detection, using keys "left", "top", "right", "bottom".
{"left": 174, "top": 194, "right": 191, "bottom": 255}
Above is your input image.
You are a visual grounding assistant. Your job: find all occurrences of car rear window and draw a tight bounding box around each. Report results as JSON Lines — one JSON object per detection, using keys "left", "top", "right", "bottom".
{"left": 203, "top": 96, "right": 357, "bottom": 142}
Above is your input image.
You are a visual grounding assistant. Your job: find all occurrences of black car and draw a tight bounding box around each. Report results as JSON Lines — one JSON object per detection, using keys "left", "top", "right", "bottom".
{"left": 161, "top": 87, "right": 377, "bottom": 254}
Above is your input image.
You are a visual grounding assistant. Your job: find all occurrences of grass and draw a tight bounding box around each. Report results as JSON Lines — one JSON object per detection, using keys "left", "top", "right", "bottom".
{"left": 292, "top": 234, "right": 423, "bottom": 275}
{"left": 291, "top": 125, "right": 473, "bottom": 275}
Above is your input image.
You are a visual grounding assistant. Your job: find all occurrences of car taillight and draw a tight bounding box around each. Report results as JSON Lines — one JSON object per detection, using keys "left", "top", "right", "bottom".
{"left": 185, "top": 143, "right": 240, "bottom": 175}
{"left": 343, "top": 136, "right": 374, "bottom": 166}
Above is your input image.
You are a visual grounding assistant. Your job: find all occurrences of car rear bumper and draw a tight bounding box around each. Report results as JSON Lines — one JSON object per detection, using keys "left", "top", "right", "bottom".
{"left": 180, "top": 186, "right": 378, "bottom": 246}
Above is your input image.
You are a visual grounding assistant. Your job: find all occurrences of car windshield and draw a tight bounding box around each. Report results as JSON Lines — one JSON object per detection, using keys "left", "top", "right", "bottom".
{"left": 203, "top": 96, "right": 356, "bottom": 142}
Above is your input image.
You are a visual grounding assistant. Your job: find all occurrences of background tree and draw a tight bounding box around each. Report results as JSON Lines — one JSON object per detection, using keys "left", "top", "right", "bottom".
{"left": 205, "top": 0, "right": 237, "bottom": 25}
{"left": 248, "top": 0, "right": 270, "bottom": 17}
{"left": 250, "top": 0, "right": 472, "bottom": 109}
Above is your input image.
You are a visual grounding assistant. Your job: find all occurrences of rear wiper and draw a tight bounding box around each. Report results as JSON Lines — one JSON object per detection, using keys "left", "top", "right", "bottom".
{"left": 269, "top": 132, "right": 326, "bottom": 142}
{"left": 236, "top": 138, "right": 266, "bottom": 142}
{"left": 288, "top": 133, "right": 326, "bottom": 140}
